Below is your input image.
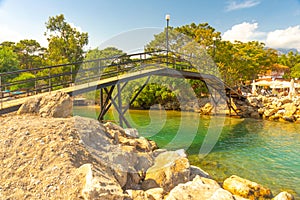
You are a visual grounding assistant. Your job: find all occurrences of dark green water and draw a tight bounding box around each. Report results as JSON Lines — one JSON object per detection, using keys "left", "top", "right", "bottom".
{"left": 73, "top": 106, "right": 300, "bottom": 198}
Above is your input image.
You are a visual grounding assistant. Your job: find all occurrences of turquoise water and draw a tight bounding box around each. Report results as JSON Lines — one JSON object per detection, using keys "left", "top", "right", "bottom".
{"left": 73, "top": 106, "right": 300, "bottom": 198}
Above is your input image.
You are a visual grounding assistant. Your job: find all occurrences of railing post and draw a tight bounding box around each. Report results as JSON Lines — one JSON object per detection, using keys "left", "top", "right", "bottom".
{"left": 0, "top": 76, "right": 2, "bottom": 110}
{"left": 48, "top": 69, "right": 51, "bottom": 93}
{"left": 98, "top": 60, "right": 101, "bottom": 79}
{"left": 34, "top": 70, "right": 37, "bottom": 95}
{"left": 70, "top": 65, "right": 73, "bottom": 86}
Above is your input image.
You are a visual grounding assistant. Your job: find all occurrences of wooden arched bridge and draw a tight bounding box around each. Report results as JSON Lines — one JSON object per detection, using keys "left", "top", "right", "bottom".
{"left": 0, "top": 50, "right": 245, "bottom": 127}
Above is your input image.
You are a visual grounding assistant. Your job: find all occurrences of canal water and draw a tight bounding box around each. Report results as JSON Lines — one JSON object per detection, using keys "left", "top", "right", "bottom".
{"left": 73, "top": 106, "right": 300, "bottom": 198}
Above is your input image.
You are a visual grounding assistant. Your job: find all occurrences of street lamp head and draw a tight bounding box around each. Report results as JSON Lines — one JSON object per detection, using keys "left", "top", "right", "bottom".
{"left": 165, "top": 14, "right": 170, "bottom": 21}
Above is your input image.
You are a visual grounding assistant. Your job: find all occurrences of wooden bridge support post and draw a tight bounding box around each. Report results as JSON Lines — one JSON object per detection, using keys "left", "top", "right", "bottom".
{"left": 117, "top": 84, "right": 123, "bottom": 127}
{"left": 228, "top": 93, "right": 232, "bottom": 116}
{"left": 97, "top": 83, "right": 131, "bottom": 128}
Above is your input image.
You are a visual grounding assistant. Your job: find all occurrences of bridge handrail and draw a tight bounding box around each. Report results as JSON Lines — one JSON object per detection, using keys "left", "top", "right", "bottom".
{"left": 0, "top": 50, "right": 231, "bottom": 107}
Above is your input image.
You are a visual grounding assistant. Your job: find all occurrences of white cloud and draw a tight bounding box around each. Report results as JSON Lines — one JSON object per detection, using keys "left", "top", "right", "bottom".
{"left": 225, "top": 0, "right": 260, "bottom": 11}
{"left": 223, "top": 22, "right": 300, "bottom": 51}
{"left": 0, "top": 26, "right": 23, "bottom": 43}
{"left": 222, "top": 22, "right": 266, "bottom": 42}
{"left": 266, "top": 26, "right": 300, "bottom": 51}
{"left": 69, "top": 22, "right": 83, "bottom": 33}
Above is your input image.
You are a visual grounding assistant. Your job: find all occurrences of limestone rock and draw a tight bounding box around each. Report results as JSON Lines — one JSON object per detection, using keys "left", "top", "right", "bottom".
{"left": 125, "top": 128, "right": 139, "bottom": 138}
{"left": 283, "top": 103, "right": 297, "bottom": 117}
{"left": 165, "top": 175, "right": 223, "bottom": 200}
{"left": 189, "top": 165, "right": 211, "bottom": 180}
{"left": 201, "top": 103, "right": 213, "bottom": 115}
{"left": 77, "top": 163, "right": 127, "bottom": 200}
{"left": 126, "top": 188, "right": 164, "bottom": 200}
{"left": 210, "top": 188, "right": 235, "bottom": 200}
{"left": 143, "top": 150, "right": 190, "bottom": 192}
{"left": 17, "top": 91, "right": 72, "bottom": 118}
{"left": 264, "top": 108, "right": 278, "bottom": 117}
{"left": 17, "top": 96, "right": 41, "bottom": 114}
{"left": 273, "top": 191, "right": 295, "bottom": 200}
{"left": 283, "top": 116, "right": 296, "bottom": 122}
{"left": 223, "top": 175, "right": 273, "bottom": 199}
{"left": 76, "top": 117, "right": 155, "bottom": 189}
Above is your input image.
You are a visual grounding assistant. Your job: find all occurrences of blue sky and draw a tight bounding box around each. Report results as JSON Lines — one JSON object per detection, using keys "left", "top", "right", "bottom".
{"left": 1, "top": 0, "right": 300, "bottom": 51}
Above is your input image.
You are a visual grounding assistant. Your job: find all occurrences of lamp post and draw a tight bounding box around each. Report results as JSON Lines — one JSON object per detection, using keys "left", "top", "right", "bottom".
{"left": 165, "top": 14, "right": 170, "bottom": 54}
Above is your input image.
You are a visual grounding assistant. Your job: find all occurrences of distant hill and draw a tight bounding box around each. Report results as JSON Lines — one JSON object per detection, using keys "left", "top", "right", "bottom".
{"left": 275, "top": 48, "right": 298, "bottom": 54}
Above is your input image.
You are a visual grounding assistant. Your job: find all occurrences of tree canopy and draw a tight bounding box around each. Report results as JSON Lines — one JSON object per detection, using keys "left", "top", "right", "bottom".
{"left": 0, "top": 45, "right": 19, "bottom": 82}
{"left": 45, "top": 14, "right": 88, "bottom": 65}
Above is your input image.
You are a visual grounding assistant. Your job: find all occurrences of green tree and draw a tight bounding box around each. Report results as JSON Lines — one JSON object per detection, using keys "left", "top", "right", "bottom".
{"left": 215, "top": 41, "right": 277, "bottom": 85}
{"left": 291, "top": 63, "right": 300, "bottom": 79}
{"left": 45, "top": 14, "right": 88, "bottom": 65}
{"left": 44, "top": 14, "right": 88, "bottom": 85}
{"left": 278, "top": 52, "right": 300, "bottom": 78}
{"left": 15, "top": 39, "right": 45, "bottom": 69}
{"left": 0, "top": 46, "right": 20, "bottom": 82}
{"left": 83, "top": 47, "right": 127, "bottom": 79}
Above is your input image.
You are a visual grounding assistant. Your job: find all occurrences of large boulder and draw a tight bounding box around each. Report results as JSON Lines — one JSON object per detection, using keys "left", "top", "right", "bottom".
{"left": 223, "top": 175, "right": 273, "bottom": 199}
{"left": 126, "top": 188, "right": 164, "bottom": 200}
{"left": 165, "top": 175, "right": 233, "bottom": 200}
{"left": 142, "top": 150, "right": 190, "bottom": 192}
{"left": 283, "top": 103, "right": 297, "bottom": 117}
{"left": 78, "top": 164, "right": 127, "bottom": 200}
{"left": 201, "top": 103, "right": 214, "bottom": 115}
{"left": 77, "top": 117, "right": 155, "bottom": 189}
{"left": 17, "top": 91, "right": 72, "bottom": 118}
{"left": 273, "top": 191, "right": 295, "bottom": 200}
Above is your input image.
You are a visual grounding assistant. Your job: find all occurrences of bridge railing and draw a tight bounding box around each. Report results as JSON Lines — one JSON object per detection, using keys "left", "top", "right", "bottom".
{"left": 0, "top": 50, "right": 218, "bottom": 108}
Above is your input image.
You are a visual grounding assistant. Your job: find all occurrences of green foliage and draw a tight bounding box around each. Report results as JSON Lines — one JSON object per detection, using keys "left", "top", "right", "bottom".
{"left": 278, "top": 52, "right": 300, "bottom": 78}
{"left": 215, "top": 41, "right": 278, "bottom": 85}
{"left": 0, "top": 46, "right": 20, "bottom": 82}
{"left": 15, "top": 39, "right": 45, "bottom": 69}
{"left": 10, "top": 72, "right": 35, "bottom": 91}
{"left": 45, "top": 14, "right": 88, "bottom": 65}
{"left": 132, "top": 83, "right": 177, "bottom": 109}
{"left": 291, "top": 63, "right": 300, "bottom": 79}
{"left": 81, "top": 47, "right": 128, "bottom": 81}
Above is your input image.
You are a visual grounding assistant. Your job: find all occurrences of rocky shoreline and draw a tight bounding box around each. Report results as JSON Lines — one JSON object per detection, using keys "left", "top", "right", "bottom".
{"left": 0, "top": 92, "right": 296, "bottom": 199}
{"left": 198, "top": 95, "right": 300, "bottom": 123}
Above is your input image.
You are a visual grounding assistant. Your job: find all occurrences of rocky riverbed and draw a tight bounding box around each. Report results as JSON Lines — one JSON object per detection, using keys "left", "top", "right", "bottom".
{"left": 0, "top": 92, "right": 296, "bottom": 199}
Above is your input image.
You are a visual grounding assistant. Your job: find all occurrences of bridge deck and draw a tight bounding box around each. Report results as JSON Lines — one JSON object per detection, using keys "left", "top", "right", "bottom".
{"left": 0, "top": 68, "right": 166, "bottom": 113}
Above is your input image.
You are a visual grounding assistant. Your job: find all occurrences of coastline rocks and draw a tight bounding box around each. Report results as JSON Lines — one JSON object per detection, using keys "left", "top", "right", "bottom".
{"left": 126, "top": 188, "right": 164, "bottom": 200}
{"left": 165, "top": 175, "right": 234, "bottom": 200}
{"left": 75, "top": 117, "right": 156, "bottom": 189}
{"left": 17, "top": 91, "right": 72, "bottom": 118}
{"left": 200, "top": 103, "right": 214, "bottom": 115}
{"left": 219, "top": 95, "right": 300, "bottom": 122}
{"left": 142, "top": 150, "right": 190, "bottom": 192}
{"left": 273, "top": 191, "right": 295, "bottom": 200}
{"left": 0, "top": 113, "right": 296, "bottom": 199}
{"left": 78, "top": 164, "right": 127, "bottom": 200}
{"left": 223, "top": 175, "right": 273, "bottom": 199}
